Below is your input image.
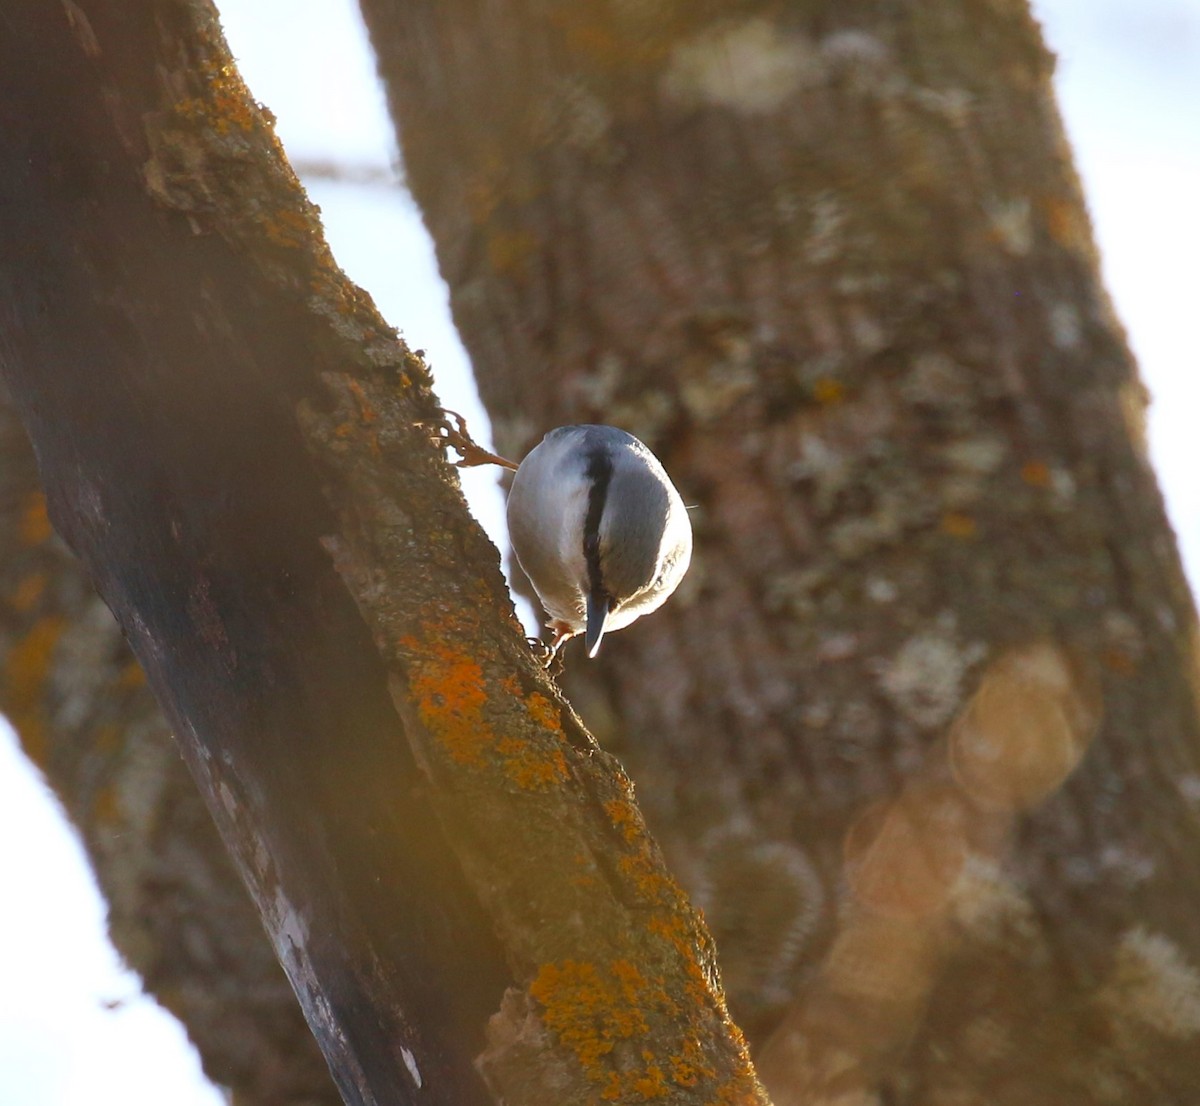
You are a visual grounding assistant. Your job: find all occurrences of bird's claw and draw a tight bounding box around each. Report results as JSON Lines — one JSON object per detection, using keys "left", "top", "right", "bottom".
{"left": 424, "top": 408, "right": 519, "bottom": 472}
{"left": 423, "top": 408, "right": 470, "bottom": 460}
{"left": 526, "top": 635, "right": 567, "bottom": 673}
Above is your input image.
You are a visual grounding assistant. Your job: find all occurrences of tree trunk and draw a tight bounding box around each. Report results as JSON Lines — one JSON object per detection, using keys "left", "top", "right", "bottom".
{"left": 360, "top": 0, "right": 1200, "bottom": 1101}
{"left": 0, "top": 3, "right": 764, "bottom": 1105}
{"left": 0, "top": 389, "right": 338, "bottom": 1106}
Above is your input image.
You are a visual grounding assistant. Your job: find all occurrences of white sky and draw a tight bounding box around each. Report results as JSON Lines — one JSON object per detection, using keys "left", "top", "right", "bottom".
{"left": 1, "top": 1, "right": 1196, "bottom": 1102}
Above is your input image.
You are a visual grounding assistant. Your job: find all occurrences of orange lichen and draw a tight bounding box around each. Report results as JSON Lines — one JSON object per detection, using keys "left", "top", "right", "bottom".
{"left": 670, "top": 1058, "right": 699, "bottom": 1087}
{"left": 1042, "top": 194, "right": 1090, "bottom": 253}
{"left": 9, "top": 572, "right": 48, "bottom": 613}
{"left": 6, "top": 618, "right": 64, "bottom": 702}
{"left": 3, "top": 615, "right": 65, "bottom": 763}
{"left": 648, "top": 913, "right": 715, "bottom": 1009}
{"left": 93, "top": 782, "right": 122, "bottom": 825}
{"left": 401, "top": 622, "right": 569, "bottom": 790}
{"left": 609, "top": 827, "right": 698, "bottom": 942}
{"left": 648, "top": 914, "right": 692, "bottom": 959}
{"left": 531, "top": 960, "right": 637, "bottom": 1071}
{"left": 526, "top": 691, "right": 565, "bottom": 737}
{"left": 309, "top": 267, "right": 359, "bottom": 315}
{"left": 400, "top": 618, "right": 759, "bottom": 1097}
{"left": 19, "top": 492, "right": 52, "bottom": 546}
{"left": 530, "top": 958, "right": 689, "bottom": 1100}
{"left": 116, "top": 661, "right": 147, "bottom": 689}
{"left": 619, "top": 850, "right": 677, "bottom": 904}
{"left": 260, "top": 207, "right": 312, "bottom": 250}
{"left": 940, "top": 511, "right": 977, "bottom": 538}
{"left": 175, "top": 59, "right": 259, "bottom": 135}
{"left": 345, "top": 378, "right": 379, "bottom": 425}
{"left": 527, "top": 822, "right": 752, "bottom": 1099}
{"left": 496, "top": 735, "right": 569, "bottom": 789}
{"left": 669, "top": 1033, "right": 715, "bottom": 1088}
{"left": 405, "top": 635, "right": 495, "bottom": 768}
{"left": 631, "top": 1064, "right": 669, "bottom": 1098}
{"left": 1020, "top": 459, "right": 1051, "bottom": 487}
{"left": 619, "top": 849, "right": 717, "bottom": 1012}
{"left": 604, "top": 798, "right": 643, "bottom": 845}
{"left": 712, "top": 1070, "right": 764, "bottom": 1106}
{"left": 812, "top": 377, "right": 845, "bottom": 405}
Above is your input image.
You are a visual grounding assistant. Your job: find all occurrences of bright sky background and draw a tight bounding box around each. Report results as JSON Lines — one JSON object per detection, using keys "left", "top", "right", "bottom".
{"left": 1, "top": 1, "right": 1196, "bottom": 1102}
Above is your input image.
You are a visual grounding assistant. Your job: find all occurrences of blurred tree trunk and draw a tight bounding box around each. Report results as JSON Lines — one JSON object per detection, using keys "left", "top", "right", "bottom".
{"left": 0, "top": 4, "right": 764, "bottom": 1106}
{"left": 361, "top": 0, "right": 1200, "bottom": 1101}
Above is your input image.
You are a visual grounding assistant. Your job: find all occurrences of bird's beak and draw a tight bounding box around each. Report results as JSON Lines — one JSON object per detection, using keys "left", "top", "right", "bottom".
{"left": 585, "top": 592, "right": 609, "bottom": 658}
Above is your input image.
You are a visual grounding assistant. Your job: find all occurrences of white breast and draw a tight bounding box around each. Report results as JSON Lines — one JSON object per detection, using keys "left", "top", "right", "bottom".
{"left": 506, "top": 429, "right": 593, "bottom": 629}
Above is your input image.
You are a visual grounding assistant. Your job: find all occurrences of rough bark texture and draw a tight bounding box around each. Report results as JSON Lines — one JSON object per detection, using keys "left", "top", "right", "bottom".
{"left": 361, "top": 0, "right": 1200, "bottom": 1101}
{"left": 0, "top": 390, "right": 338, "bottom": 1106}
{"left": 0, "top": 3, "right": 765, "bottom": 1106}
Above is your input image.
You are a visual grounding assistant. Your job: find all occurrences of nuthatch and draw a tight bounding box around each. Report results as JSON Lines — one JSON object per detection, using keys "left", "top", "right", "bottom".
{"left": 506, "top": 425, "right": 692, "bottom": 659}
{"left": 431, "top": 412, "right": 692, "bottom": 662}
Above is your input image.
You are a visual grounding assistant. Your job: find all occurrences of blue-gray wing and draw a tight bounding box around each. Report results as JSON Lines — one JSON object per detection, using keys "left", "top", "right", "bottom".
{"left": 598, "top": 443, "right": 675, "bottom": 601}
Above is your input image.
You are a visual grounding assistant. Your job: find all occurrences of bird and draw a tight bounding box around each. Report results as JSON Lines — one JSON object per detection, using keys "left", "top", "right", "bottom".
{"left": 505, "top": 425, "right": 692, "bottom": 660}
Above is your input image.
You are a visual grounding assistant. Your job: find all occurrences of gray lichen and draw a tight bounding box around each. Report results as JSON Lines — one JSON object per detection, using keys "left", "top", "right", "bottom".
{"left": 878, "top": 623, "right": 971, "bottom": 730}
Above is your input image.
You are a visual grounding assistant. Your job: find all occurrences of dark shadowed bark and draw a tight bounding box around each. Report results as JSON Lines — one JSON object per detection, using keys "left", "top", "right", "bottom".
{"left": 0, "top": 3, "right": 765, "bottom": 1105}
{"left": 359, "top": 0, "right": 1200, "bottom": 1101}
{"left": 0, "top": 388, "right": 338, "bottom": 1106}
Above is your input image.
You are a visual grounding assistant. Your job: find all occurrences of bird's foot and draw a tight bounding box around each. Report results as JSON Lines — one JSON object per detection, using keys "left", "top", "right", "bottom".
{"left": 425, "top": 408, "right": 519, "bottom": 472}
{"left": 526, "top": 636, "right": 567, "bottom": 675}
{"left": 526, "top": 636, "right": 557, "bottom": 668}
{"left": 525, "top": 621, "right": 576, "bottom": 672}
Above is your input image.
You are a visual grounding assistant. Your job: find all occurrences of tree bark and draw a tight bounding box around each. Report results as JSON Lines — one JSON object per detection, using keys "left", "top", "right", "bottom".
{"left": 360, "top": 0, "right": 1200, "bottom": 1101}
{"left": 0, "top": 387, "right": 338, "bottom": 1105}
{"left": 0, "top": 3, "right": 764, "bottom": 1105}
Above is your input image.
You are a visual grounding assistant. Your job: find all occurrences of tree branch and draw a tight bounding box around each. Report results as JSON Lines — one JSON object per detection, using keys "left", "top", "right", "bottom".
{"left": 0, "top": 386, "right": 338, "bottom": 1104}
{"left": 0, "top": 2, "right": 765, "bottom": 1104}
